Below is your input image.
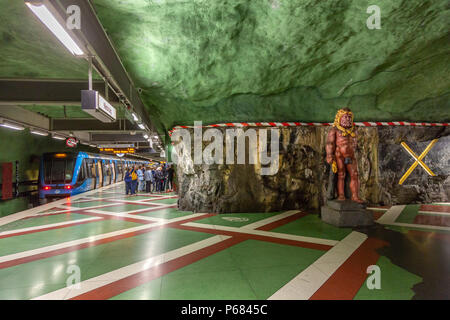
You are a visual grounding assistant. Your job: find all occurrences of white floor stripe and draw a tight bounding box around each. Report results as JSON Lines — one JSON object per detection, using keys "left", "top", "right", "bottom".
{"left": 0, "top": 182, "right": 124, "bottom": 227}
{"left": 268, "top": 231, "right": 367, "bottom": 300}
{"left": 367, "top": 207, "right": 389, "bottom": 211}
{"left": 86, "top": 210, "right": 167, "bottom": 223}
{"left": 376, "top": 205, "right": 405, "bottom": 224}
{"left": 418, "top": 210, "right": 450, "bottom": 216}
{"left": 183, "top": 222, "right": 338, "bottom": 246}
{"left": 88, "top": 203, "right": 178, "bottom": 216}
{"left": 0, "top": 213, "right": 210, "bottom": 264}
{"left": 0, "top": 217, "right": 102, "bottom": 237}
{"left": 242, "top": 210, "right": 300, "bottom": 230}
{"left": 32, "top": 235, "right": 231, "bottom": 300}
{"left": 0, "top": 224, "right": 153, "bottom": 264}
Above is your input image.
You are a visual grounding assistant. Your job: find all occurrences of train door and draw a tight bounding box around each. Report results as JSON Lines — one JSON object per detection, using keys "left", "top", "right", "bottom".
{"left": 111, "top": 160, "right": 116, "bottom": 183}
{"left": 102, "top": 160, "right": 110, "bottom": 186}
{"left": 98, "top": 160, "right": 103, "bottom": 187}
{"left": 91, "top": 159, "right": 97, "bottom": 189}
{"left": 85, "top": 158, "right": 95, "bottom": 191}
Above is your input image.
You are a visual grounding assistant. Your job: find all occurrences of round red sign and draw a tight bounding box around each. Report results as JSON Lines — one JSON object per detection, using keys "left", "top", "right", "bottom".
{"left": 66, "top": 137, "right": 78, "bottom": 148}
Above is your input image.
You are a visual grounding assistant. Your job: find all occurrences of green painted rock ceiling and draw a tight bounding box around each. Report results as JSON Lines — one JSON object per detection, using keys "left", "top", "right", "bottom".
{"left": 1, "top": 0, "right": 449, "bottom": 135}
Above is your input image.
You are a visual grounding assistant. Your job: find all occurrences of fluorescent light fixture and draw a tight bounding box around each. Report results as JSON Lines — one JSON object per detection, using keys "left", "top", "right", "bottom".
{"left": 89, "top": 144, "right": 97, "bottom": 148}
{"left": 30, "top": 129, "right": 48, "bottom": 136}
{"left": 138, "top": 123, "right": 145, "bottom": 130}
{"left": 25, "top": 1, "right": 84, "bottom": 56}
{"left": 132, "top": 113, "right": 139, "bottom": 122}
{"left": 0, "top": 121, "right": 25, "bottom": 131}
{"left": 52, "top": 134, "right": 65, "bottom": 140}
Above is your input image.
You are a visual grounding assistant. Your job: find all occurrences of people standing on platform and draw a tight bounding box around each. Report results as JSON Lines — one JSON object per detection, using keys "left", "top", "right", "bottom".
{"left": 124, "top": 167, "right": 132, "bottom": 195}
{"left": 161, "top": 166, "right": 167, "bottom": 192}
{"left": 167, "top": 165, "right": 174, "bottom": 192}
{"left": 156, "top": 167, "right": 163, "bottom": 192}
{"left": 144, "top": 166, "right": 153, "bottom": 193}
{"left": 131, "top": 165, "right": 138, "bottom": 195}
{"left": 137, "top": 166, "right": 145, "bottom": 192}
{"left": 151, "top": 167, "right": 157, "bottom": 192}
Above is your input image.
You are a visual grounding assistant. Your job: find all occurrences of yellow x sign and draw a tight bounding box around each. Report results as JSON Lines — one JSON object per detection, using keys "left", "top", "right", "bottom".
{"left": 399, "top": 139, "right": 438, "bottom": 185}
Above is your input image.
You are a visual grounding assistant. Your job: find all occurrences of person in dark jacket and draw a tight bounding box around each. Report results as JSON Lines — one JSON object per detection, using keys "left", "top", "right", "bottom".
{"left": 124, "top": 167, "right": 132, "bottom": 195}
{"left": 167, "top": 165, "right": 174, "bottom": 191}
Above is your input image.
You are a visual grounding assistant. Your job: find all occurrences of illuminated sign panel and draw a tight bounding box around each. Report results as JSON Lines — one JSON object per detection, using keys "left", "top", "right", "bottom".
{"left": 81, "top": 90, "right": 117, "bottom": 123}
{"left": 100, "top": 148, "right": 135, "bottom": 154}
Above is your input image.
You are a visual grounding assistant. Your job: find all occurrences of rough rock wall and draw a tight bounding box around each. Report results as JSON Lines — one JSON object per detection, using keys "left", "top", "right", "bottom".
{"left": 175, "top": 127, "right": 449, "bottom": 213}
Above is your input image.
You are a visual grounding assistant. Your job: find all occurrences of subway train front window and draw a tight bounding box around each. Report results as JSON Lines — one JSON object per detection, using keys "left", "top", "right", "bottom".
{"left": 43, "top": 154, "right": 75, "bottom": 184}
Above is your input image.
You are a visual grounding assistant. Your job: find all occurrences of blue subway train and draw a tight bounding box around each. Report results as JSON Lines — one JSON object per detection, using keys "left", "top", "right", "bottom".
{"left": 39, "top": 151, "right": 150, "bottom": 203}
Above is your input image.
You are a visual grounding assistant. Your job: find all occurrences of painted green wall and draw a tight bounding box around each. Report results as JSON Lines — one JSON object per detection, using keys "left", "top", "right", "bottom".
{"left": 0, "top": 127, "right": 95, "bottom": 217}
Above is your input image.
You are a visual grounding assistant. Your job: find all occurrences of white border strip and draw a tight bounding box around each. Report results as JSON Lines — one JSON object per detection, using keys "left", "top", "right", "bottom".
{"left": 183, "top": 222, "right": 338, "bottom": 246}
{"left": 268, "top": 231, "right": 367, "bottom": 300}
{"left": 242, "top": 210, "right": 300, "bottom": 230}
{"left": 32, "top": 235, "right": 231, "bottom": 300}
{"left": 0, "top": 217, "right": 102, "bottom": 237}
{"left": 376, "top": 205, "right": 405, "bottom": 224}
{"left": 0, "top": 182, "right": 124, "bottom": 227}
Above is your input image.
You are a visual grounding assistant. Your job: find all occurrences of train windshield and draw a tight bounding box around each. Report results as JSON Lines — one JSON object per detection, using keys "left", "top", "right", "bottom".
{"left": 43, "top": 156, "right": 75, "bottom": 184}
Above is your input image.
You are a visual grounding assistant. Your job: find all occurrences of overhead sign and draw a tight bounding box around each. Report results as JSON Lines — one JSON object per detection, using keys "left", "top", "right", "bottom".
{"left": 99, "top": 147, "right": 135, "bottom": 154}
{"left": 65, "top": 137, "right": 78, "bottom": 148}
{"left": 81, "top": 90, "right": 117, "bottom": 123}
{"left": 98, "top": 144, "right": 135, "bottom": 148}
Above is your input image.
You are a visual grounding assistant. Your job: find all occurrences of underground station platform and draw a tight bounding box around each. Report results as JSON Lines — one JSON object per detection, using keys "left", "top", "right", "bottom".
{"left": 0, "top": 0, "right": 449, "bottom": 310}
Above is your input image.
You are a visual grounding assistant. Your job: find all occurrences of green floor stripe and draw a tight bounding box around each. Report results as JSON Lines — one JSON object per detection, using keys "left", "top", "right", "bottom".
{"left": 66, "top": 200, "right": 111, "bottom": 208}
{"left": 0, "top": 213, "right": 93, "bottom": 232}
{"left": 150, "top": 198, "right": 178, "bottom": 204}
{"left": 98, "top": 204, "right": 153, "bottom": 212}
{"left": 111, "top": 239, "right": 324, "bottom": 300}
{"left": 0, "top": 228, "right": 214, "bottom": 300}
{"left": 193, "top": 212, "right": 282, "bottom": 228}
{"left": 139, "top": 208, "right": 195, "bottom": 219}
{"left": 354, "top": 256, "right": 422, "bottom": 300}
{"left": 270, "top": 214, "right": 352, "bottom": 241}
{"left": 396, "top": 205, "right": 420, "bottom": 224}
{"left": 0, "top": 219, "right": 140, "bottom": 257}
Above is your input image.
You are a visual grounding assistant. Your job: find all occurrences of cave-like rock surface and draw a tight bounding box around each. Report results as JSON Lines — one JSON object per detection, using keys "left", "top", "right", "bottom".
{"left": 174, "top": 126, "right": 449, "bottom": 213}
{"left": 1, "top": 1, "right": 448, "bottom": 136}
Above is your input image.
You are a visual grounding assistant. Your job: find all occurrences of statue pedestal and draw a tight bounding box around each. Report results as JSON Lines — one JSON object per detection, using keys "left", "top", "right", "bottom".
{"left": 321, "top": 200, "right": 374, "bottom": 227}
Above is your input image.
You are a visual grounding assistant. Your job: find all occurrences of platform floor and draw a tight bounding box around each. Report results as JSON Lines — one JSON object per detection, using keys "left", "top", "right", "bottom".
{"left": 0, "top": 182, "right": 448, "bottom": 300}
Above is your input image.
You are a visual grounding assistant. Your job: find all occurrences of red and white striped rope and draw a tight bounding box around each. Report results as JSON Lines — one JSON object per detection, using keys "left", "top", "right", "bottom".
{"left": 168, "top": 121, "right": 448, "bottom": 136}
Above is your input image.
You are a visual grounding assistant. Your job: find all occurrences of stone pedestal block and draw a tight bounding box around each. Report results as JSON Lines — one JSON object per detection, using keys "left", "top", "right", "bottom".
{"left": 321, "top": 200, "right": 373, "bottom": 227}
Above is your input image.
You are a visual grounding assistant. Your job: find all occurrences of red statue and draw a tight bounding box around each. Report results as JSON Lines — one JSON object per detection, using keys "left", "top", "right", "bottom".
{"left": 326, "top": 108, "right": 364, "bottom": 203}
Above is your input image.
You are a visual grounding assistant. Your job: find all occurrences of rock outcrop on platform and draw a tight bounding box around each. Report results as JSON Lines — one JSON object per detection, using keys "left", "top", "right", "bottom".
{"left": 175, "top": 126, "right": 450, "bottom": 213}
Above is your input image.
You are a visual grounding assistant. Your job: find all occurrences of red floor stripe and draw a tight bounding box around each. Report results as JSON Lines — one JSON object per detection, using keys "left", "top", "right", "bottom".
{"left": 0, "top": 214, "right": 216, "bottom": 270}
{"left": 413, "top": 214, "right": 450, "bottom": 227}
{"left": 0, "top": 218, "right": 105, "bottom": 240}
{"left": 420, "top": 204, "right": 450, "bottom": 213}
{"left": 309, "top": 238, "right": 388, "bottom": 300}
{"left": 172, "top": 224, "right": 332, "bottom": 251}
{"left": 372, "top": 211, "right": 385, "bottom": 221}
{"left": 256, "top": 212, "right": 308, "bottom": 231}
{"left": 70, "top": 236, "right": 247, "bottom": 300}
